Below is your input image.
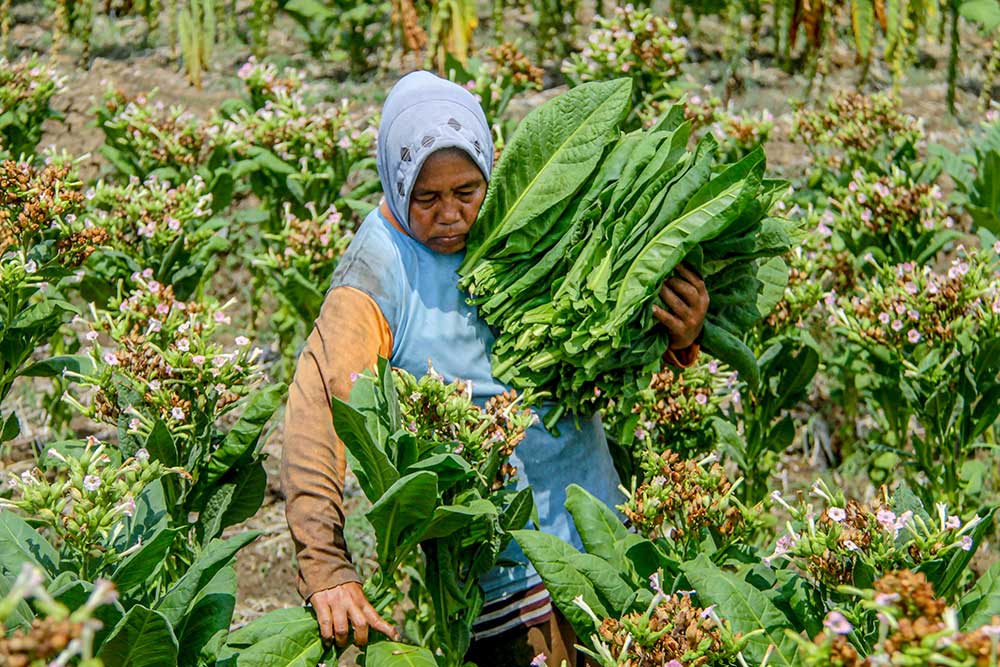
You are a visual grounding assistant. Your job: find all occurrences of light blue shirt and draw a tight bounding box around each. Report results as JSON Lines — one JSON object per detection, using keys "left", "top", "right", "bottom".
{"left": 329, "top": 207, "right": 623, "bottom": 601}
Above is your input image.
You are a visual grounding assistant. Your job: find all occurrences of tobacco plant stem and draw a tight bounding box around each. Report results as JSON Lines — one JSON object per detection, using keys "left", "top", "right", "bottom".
{"left": 947, "top": 0, "right": 960, "bottom": 115}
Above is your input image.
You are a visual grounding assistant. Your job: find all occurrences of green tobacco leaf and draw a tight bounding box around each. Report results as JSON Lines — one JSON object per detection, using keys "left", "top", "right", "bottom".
{"left": 462, "top": 79, "right": 632, "bottom": 271}
{"left": 366, "top": 471, "right": 438, "bottom": 565}
{"left": 608, "top": 171, "right": 757, "bottom": 333}
{"left": 960, "top": 0, "right": 1000, "bottom": 32}
{"left": 176, "top": 564, "right": 237, "bottom": 667}
{"left": 154, "top": 531, "right": 261, "bottom": 627}
{"left": 198, "top": 461, "right": 268, "bottom": 542}
{"left": 755, "top": 256, "right": 789, "bottom": 319}
{"left": 116, "top": 479, "right": 168, "bottom": 554}
{"left": 680, "top": 555, "right": 799, "bottom": 667}
{"left": 418, "top": 499, "right": 496, "bottom": 541}
{"left": 202, "top": 383, "right": 286, "bottom": 488}
{"left": 19, "top": 354, "right": 94, "bottom": 378}
{"left": 144, "top": 420, "right": 178, "bottom": 468}
{"left": 0, "top": 570, "right": 35, "bottom": 632}
{"left": 366, "top": 641, "right": 437, "bottom": 667}
{"left": 701, "top": 321, "right": 761, "bottom": 390}
{"left": 98, "top": 605, "right": 178, "bottom": 667}
{"left": 513, "top": 529, "right": 612, "bottom": 641}
{"left": 501, "top": 487, "right": 535, "bottom": 533}
{"left": 222, "top": 607, "right": 335, "bottom": 667}
{"left": 111, "top": 527, "right": 180, "bottom": 597}
{"left": 332, "top": 397, "right": 399, "bottom": 502}
{"left": 565, "top": 484, "right": 638, "bottom": 573}
{"left": 0, "top": 411, "right": 19, "bottom": 444}
{"left": 8, "top": 298, "right": 76, "bottom": 330}
{"left": 959, "top": 559, "right": 1000, "bottom": 630}
{"left": 0, "top": 510, "right": 59, "bottom": 578}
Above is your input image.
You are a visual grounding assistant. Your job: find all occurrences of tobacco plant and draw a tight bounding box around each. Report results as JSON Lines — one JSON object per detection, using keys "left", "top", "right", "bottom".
{"left": 578, "top": 581, "right": 748, "bottom": 667}
{"left": 245, "top": 201, "right": 353, "bottom": 377}
{"left": 78, "top": 174, "right": 229, "bottom": 303}
{"left": 791, "top": 91, "right": 936, "bottom": 199}
{"left": 601, "top": 360, "right": 736, "bottom": 483}
{"left": 94, "top": 86, "right": 214, "bottom": 183}
{"left": 66, "top": 273, "right": 284, "bottom": 546}
{"left": 830, "top": 247, "right": 1000, "bottom": 508}
{"left": 768, "top": 480, "right": 990, "bottom": 599}
{"left": 824, "top": 166, "right": 963, "bottom": 270}
{"left": 655, "top": 91, "right": 775, "bottom": 163}
{"left": 214, "top": 84, "right": 379, "bottom": 231}
{"left": 2, "top": 437, "right": 180, "bottom": 581}
{"left": 620, "top": 450, "right": 763, "bottom": 562}
{"left": 0, "top": 158, "right": 100, "bottom": 425}
{"left": 562, "top": 6, "right": 687, "bottom": 129}
{"left": 229, "top": 359, "right": 535, "bottom": 666}
{"left": 282, "top": 0, "right": 393, "bottom": 73}
{"left": 337, "top": 360, "right": 535, "bottom": 665}
{"left": 0, "top": 58, "right": 64, "bottom": 160}
{"left": 795, "top": 569, "right": 1000, "bottom": 666}
{"left": 513, "top": 475, "right": 995, "bottom": 667}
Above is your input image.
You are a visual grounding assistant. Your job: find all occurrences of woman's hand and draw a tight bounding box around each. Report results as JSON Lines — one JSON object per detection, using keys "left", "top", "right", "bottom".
{"left": 652, "top": 263, "right": 709, "bottom": 350}
{"left": 311, "top": 581, "right": 399, "bottom": 647}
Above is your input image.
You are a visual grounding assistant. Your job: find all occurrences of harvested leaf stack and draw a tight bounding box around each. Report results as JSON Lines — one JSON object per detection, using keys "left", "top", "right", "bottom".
{"left": 459, "top": 79, "right": 796, "bottom": 429}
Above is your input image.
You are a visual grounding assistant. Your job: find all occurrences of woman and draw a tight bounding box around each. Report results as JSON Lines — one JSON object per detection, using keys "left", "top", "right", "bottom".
{"left": 281, "top": 71, "right": 709, "bottom": 666}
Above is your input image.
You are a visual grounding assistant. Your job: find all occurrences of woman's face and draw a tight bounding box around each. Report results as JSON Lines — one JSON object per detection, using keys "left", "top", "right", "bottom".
{"left": 407, "top": 148, "right": 486, "bottom": 254}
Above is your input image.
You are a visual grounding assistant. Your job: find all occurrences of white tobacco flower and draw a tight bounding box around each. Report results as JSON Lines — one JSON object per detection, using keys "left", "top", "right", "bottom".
{"left": 827, "top": 507, "right": 847, "bottom": 522}
{"left": 83, "top": 475, "right": 102, "bottom": 492}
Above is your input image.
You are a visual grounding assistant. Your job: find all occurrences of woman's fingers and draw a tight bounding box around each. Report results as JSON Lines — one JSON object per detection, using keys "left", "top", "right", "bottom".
{"left": 349, "top": 606, "right": 369, "bottom": 646}
{"left": 332, "top": 605, "right": 350, "bottom": 647}
{"left": 674, "top": 262, "right": 703, "bottom": 284}
{"left": 652, "top": 304, "right": 685, "bottom": 332}
{"left": 365, "top": 604, "right": 400, "bottom": 641}
{"left": 315, "top": 599, "right": 334, "bottom": 643}
{"left": 659, "top": 284, "right": 691, "bottom": 318}
{"left": 663, "top": 278, "right": 699, "bottom": 307}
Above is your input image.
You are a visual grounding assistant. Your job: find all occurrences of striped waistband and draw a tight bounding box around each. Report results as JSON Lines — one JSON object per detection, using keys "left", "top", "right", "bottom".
{"left": 472, "top": 582, "right": 552, "bottom": 640}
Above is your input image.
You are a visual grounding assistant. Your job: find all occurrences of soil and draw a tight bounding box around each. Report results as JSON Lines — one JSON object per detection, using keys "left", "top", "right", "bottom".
{"left": 2, "top": 0, "right": 997, "bottom": 660}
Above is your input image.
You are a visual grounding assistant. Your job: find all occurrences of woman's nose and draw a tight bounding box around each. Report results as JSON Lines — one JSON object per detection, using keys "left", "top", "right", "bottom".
{"left": 438, "top": 196, "right": 463, "bottom": 223}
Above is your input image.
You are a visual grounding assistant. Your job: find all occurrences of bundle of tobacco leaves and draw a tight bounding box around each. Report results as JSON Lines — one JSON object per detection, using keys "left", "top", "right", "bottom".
{"left": 459, "top": 79, "right": 797, "bottom": 429}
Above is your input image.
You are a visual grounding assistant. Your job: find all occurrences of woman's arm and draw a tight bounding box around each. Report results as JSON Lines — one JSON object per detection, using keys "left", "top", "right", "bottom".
{"left": 281, "top": 285, "right": 397, "bottom": 645}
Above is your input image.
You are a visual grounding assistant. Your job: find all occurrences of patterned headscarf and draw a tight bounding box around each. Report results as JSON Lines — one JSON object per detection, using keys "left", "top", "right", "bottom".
{"left": 377, "top": 70, "right": 494, "bottom": 231}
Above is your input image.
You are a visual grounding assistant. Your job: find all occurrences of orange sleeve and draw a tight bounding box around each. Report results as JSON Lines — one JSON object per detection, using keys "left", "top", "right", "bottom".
{"left": 664, "top": 342, "right": 700, "bottom": 369}
{"left": 281, "top": 286, "right": 393, "bottom": 601}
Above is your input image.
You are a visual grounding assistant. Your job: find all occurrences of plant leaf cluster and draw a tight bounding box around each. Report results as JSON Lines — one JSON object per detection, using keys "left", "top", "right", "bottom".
{"left": 460, "top": 79, "right": 797, "bottom": 428}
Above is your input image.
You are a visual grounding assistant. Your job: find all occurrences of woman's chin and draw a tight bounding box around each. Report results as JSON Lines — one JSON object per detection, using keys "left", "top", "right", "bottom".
{"left": 429, "top": 236, "right": 467, "bottom": 254}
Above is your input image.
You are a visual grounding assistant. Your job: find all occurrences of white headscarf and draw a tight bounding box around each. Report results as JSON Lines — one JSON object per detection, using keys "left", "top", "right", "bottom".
{"left": 377, "top": 70, "right": 494, "bottom": 231}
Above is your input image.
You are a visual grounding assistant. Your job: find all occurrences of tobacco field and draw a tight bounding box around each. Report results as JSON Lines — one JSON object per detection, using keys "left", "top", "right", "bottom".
{"left": 2, "top": 0, "right": 1000, "bottom": 665}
